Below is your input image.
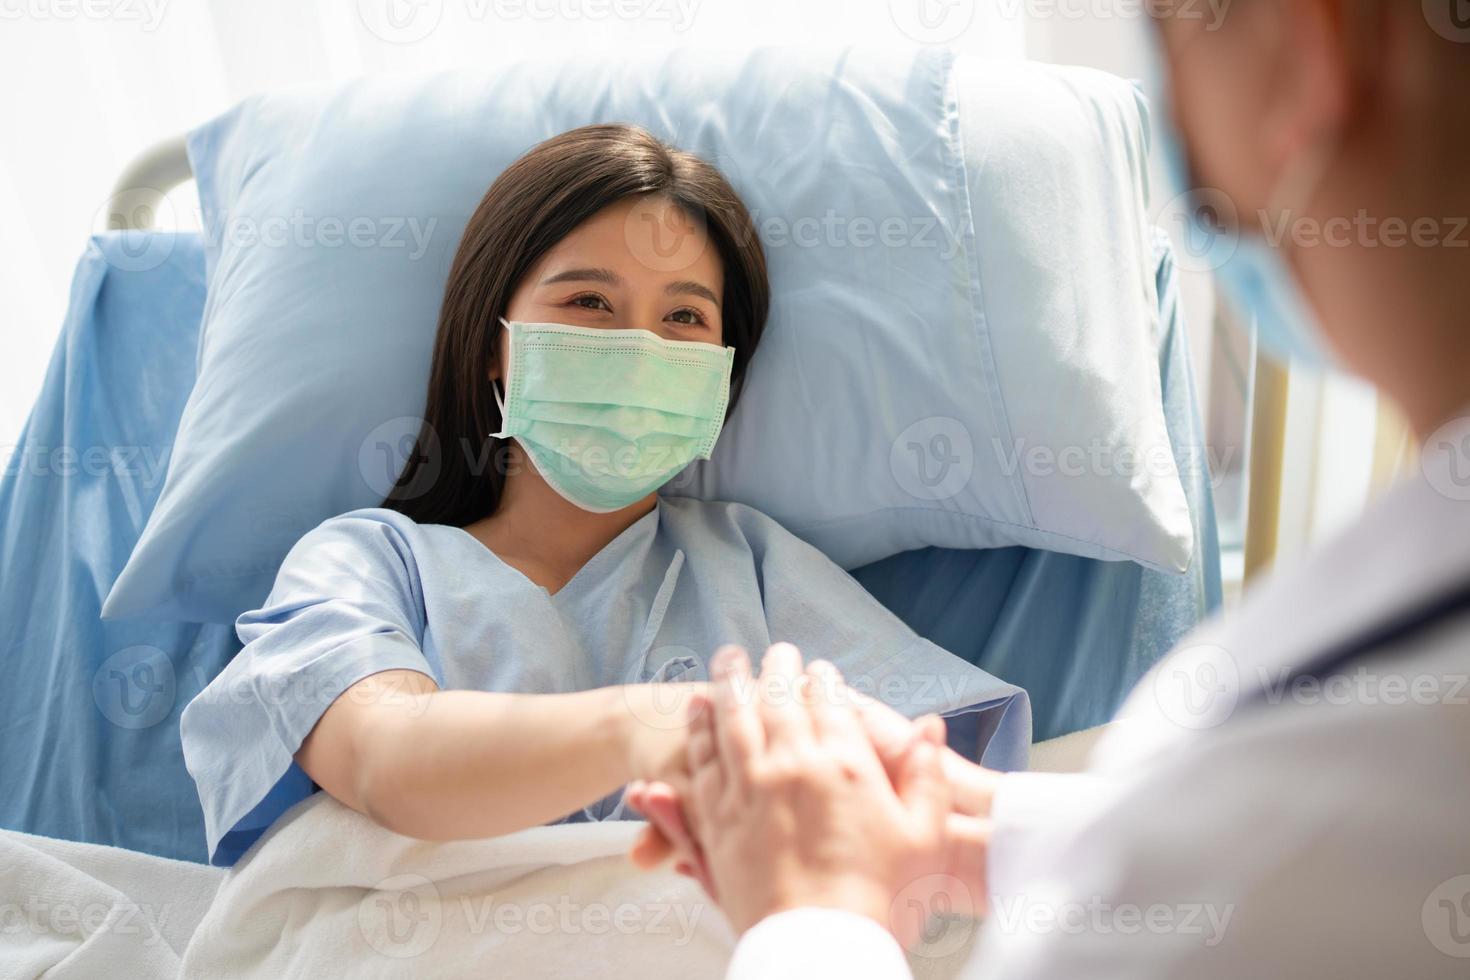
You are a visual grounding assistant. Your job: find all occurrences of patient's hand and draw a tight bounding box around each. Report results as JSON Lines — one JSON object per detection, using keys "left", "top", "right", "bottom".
{"left": 622, "top": 681, "right": 709, "bottom": 801}
{"left": 626, "top": 656, "right": 998, "bottom": 919}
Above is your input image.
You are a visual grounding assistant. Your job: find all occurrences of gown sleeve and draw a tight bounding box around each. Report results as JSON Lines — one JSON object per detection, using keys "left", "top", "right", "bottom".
{"left": 179, "top": 510, "right": 438, "bottom": 865}
{"left": 740, "top": 505, "right": 1032, "bottom": 770}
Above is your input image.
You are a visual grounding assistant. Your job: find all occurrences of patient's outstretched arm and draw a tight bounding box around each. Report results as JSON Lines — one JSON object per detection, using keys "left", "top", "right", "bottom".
{"left": 295, "top": 668, "right": 703, "bottom": 841}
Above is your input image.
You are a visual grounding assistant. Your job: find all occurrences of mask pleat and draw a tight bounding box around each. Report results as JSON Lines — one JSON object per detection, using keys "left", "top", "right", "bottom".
{"left": 517, "top": 400, "right": 715, "bottom": 436}
{"left": 515, "top": 341, "right": 730, "bottom": 418}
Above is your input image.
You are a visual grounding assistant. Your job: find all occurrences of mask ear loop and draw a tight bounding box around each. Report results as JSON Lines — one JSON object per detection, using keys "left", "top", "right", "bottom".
{"left": 490, "top": 317, "right": 514, "bottom": 439}
{"left": 489, "top": 381, "right": 509, "bottom": 439}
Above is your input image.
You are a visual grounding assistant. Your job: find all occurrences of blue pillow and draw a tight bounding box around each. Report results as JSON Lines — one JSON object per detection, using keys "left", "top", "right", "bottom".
{"left": 104, "top": 48, "right": 1191, "bottom": 624}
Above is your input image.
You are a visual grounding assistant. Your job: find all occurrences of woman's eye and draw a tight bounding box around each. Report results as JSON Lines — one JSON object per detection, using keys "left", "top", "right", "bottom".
{"left": 570, "top": 293, "right": 610, "bottom": 311}
{"left": 668, "top": 307, "right": 707, "bottom": 326}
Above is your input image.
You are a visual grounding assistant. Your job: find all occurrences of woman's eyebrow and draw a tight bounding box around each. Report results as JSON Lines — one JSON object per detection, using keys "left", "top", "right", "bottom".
{"left": 540, "top": 267, "right": 622, "bottom": 287}
{"left": 666, "top": 280, "right": 720, "bottom": 308}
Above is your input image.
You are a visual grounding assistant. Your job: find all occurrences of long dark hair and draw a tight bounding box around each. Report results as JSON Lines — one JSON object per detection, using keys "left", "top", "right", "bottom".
{"left": 383, "top": 124, "right": 769, "bottom": 526}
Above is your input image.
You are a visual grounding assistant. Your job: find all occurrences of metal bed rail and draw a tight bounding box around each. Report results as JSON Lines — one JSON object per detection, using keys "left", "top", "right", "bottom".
{"left": 107, "top": 135, "right": 192, "bottom": 231}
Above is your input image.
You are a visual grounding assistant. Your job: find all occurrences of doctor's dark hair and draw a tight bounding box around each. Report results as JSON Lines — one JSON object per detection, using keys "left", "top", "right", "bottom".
{"left": 382, "top": 123, "right": 769, "bottom": 526}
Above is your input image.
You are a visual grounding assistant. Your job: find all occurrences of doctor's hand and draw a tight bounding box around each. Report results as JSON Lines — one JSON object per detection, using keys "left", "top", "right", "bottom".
{"left": 628, "top": 657, "right": 997, "bottom": 922}
{"left": 653, "top": 644, "right": 971, "bottom": 944}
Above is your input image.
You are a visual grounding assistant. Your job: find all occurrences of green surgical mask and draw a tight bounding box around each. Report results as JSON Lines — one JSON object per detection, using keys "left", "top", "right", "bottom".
{"left": 491, "top": 318, "right": 735, "bottom": 513}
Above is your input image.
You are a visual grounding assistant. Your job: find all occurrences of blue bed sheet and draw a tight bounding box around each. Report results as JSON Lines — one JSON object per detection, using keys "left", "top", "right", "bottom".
{"left": 0, "top": 234, "right": 240, "bottom": 862}
{"left": 0, "top": 229, "right": 1218, "bottom": 862}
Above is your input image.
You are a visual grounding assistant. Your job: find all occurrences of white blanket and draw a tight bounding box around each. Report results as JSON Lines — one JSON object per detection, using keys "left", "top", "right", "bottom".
{"left": 2, "top": 726, "right": 1116, "bottom": 978}
{"left": 178, "top": 794, "right": 736, "bottom": 979}
{"left": 0, "top": 829, "right": 222, "bottom": 978}
{"left": 1, "top": 804, "right": 977, "bottom": 980}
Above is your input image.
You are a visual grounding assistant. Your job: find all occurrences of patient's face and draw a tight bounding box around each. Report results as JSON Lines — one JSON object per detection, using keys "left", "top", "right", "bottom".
{"left": 495, "top": 194, "right": 725, "bottom": 378}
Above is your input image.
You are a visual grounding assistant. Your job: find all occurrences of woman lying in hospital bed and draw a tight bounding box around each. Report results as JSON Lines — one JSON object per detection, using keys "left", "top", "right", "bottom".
{"left": 180, "top": 123, "right": 1016, "bottom": 866}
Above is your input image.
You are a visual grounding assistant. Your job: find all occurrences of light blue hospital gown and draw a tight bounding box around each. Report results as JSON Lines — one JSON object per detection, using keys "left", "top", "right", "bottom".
{"left": 182, "top": 497, "right": 1029, "bottom": 865}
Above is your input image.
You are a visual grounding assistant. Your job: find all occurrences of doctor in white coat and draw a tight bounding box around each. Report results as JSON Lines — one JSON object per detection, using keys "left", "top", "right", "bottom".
{"left": 626, "top": 0, "right": 1470, "bottom": 975}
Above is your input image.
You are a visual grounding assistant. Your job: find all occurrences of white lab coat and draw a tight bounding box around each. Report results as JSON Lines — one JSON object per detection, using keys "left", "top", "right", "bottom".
{"left": 727, "top": 451, "right": 1470, "bottom": 978}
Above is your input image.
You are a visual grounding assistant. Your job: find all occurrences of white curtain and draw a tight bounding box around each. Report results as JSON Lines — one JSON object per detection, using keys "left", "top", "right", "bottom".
{"left": 0, "top": 0, "right": 1025, "bottom": 449}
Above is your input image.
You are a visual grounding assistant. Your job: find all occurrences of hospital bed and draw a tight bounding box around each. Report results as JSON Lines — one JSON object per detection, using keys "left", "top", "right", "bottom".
{"left": 0, "top": 59, "right": 1220, "bottom": 977}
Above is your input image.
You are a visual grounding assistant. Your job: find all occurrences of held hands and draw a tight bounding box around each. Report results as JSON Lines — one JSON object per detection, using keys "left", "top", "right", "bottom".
{"left": 626, "top": 644, "right": 999, "bottom": 946}
{"left": 621, "top": 681, "right": 711, "bottom": 803}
